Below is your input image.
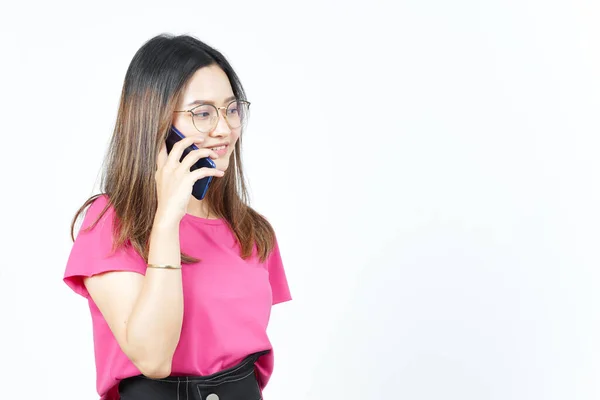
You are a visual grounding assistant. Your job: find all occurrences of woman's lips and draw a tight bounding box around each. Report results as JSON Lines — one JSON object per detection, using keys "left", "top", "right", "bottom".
{"left": 208, "top": 144, "right": 228, "bottom": 156}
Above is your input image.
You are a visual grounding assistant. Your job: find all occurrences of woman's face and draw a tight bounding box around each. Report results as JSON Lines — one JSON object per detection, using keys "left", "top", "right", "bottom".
{"left": 172, "top": 65, "right": 240, "bottom": 172}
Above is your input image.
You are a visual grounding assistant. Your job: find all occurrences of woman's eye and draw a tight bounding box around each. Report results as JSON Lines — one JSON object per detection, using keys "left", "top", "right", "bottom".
{"left": 191, "top": 105, "right": 215, "bottom": 119}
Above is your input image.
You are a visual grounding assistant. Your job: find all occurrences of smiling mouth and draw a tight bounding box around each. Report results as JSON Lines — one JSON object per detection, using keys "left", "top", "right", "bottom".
{"left": 209, "top": 145, "right": 227, "bottom": 151}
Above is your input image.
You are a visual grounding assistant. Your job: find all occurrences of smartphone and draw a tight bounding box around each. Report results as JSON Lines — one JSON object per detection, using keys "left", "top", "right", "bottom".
{"left": 165, "top": 126, "right": 216, "bottom": 200}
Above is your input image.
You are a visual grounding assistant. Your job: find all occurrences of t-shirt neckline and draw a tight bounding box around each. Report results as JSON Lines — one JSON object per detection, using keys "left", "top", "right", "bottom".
{"left": 183, "top": 213, "right": 227, "bottom": 226}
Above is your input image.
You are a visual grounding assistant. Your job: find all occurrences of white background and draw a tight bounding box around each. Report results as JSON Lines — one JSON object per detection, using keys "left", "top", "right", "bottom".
{"left": 0, "top": 0, "right": 599, "bottom": 399}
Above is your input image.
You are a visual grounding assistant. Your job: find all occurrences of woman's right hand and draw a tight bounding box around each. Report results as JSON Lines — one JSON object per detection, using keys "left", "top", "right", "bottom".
{"left": 154, "top": 135, "right": 224, "bottom": 226}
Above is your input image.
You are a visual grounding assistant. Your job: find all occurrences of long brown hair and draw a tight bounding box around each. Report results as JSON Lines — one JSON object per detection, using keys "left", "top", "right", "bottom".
{"left": 70, "top": 34, "right": 275, "bottom": 264}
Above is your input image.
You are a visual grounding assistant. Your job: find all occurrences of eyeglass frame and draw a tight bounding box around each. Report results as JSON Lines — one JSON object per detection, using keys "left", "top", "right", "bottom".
{"left": 173, "top": 99, "right": 251, "bottom": 134}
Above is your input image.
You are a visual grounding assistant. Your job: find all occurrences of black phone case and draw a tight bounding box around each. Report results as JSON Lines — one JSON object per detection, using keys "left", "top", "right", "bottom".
{"left": 165, "top": 127, "right": 216, "bottom": 200}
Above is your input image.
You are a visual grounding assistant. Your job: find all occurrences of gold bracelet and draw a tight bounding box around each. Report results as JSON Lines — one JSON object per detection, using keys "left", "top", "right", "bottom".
{"left": 147, "top": 263, "right": 182, "bottom": 269}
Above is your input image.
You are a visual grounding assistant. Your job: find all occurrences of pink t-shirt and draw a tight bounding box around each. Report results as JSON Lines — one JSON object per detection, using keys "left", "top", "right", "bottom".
{"left": 63, "top": 194, "right": 292, "bottom": 400}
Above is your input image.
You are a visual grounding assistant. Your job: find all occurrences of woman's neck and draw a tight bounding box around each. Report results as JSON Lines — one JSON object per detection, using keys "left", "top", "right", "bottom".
{"left": 186, "top": 197, "right": 218, "bottom": 219}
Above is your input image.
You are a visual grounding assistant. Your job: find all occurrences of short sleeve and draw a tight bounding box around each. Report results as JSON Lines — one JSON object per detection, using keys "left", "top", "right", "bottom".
{"left": 63, "top": 194, "right": 147, "bottom": 299}
{"left": 266, "top": 235, "right": 292, "bottom": 305}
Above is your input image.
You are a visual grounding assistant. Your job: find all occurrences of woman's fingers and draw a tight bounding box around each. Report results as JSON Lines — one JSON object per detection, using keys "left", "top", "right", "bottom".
{"left": 165, "top": 136, "right": 205, "bottom": 169}
{"left": 188, "top": 167, "right": 225, "bottom": 184}
{"left": 179, "top": 148, "right": 219, "bottom": 171}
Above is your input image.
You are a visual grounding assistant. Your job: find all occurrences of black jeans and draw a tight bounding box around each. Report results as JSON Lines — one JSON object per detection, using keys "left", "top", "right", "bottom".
{"left": 118, "top": 350, "right": 270, "bottom": 400}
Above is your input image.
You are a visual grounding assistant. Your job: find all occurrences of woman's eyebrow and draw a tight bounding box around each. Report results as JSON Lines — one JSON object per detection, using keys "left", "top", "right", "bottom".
{"left": 186, "top": 95, "right": 236, "bottom": 107}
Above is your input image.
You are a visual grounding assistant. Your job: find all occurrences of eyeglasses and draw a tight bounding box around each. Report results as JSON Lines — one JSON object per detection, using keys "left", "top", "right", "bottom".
{"left": 174, "top": 99, "right": 251, "bottom": 134}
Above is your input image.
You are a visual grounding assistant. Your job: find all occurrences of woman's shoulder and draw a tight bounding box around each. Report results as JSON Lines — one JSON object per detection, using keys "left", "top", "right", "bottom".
{"left": 64, "top": 193, "right": 147, "bottom": 298}
{"left": 79, "top": 193, "right": 114, "bottom": 230}
{"left": 87, "top": 193, "right": 111, "bottom": 213}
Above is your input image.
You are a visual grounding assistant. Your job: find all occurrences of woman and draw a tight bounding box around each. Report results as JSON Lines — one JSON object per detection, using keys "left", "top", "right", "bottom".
{"left": 63, "top": 34, "right": 292, "bottom": 400}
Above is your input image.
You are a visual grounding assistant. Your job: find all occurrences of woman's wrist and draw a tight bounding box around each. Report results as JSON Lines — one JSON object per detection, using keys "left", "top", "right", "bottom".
{"left": 153, "top": 209, "right": 181, "bottom": 231}
{"left": 148, "top": 211, "right": 182, "bottom": 267}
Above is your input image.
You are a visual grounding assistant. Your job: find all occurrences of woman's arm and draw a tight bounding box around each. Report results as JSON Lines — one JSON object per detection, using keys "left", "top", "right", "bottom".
{"left": 83, "top": 216, "right": 182, "bottom": 379}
